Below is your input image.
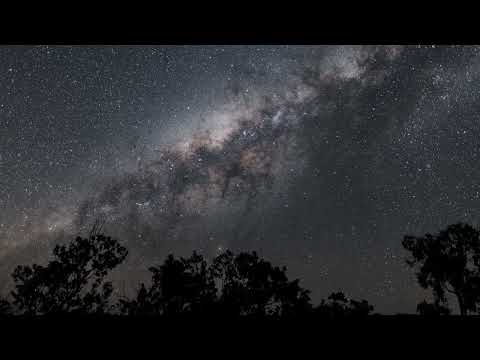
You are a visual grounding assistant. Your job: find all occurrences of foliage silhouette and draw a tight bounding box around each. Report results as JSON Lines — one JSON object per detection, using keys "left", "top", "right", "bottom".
{"left": 119, "top": 251, "right": 217, "bottom": 317}
{"left": 0, "top": 298, "right": 11, "bottom": 316}
{"left": 315, "top": 291, "right": 374, "bottom": 319}
{"left": 211, "top": 250, "right": 312, "bottom": 318}
{"left": 120, "top": 250, "right": 311, "bottom": 318}
{"left": 403, "top": 222, "right": 480, "bottom": 315}
{"left": 416, "top": 300, "right": 451, "bottom": 316}
{"left": 11, "top": 222, "right": 480, "bottom": 318}
{"left": 11, "top": 233, "right": 127, "bottom": 316}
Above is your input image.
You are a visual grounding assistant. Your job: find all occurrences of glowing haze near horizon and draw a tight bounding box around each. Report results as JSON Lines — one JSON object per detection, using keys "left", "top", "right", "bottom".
{"left": 1, "top": 45, "right": 480, "bottom": 313}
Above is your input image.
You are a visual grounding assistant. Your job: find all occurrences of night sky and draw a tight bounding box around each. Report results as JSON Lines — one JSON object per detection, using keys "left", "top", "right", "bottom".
{"left": 1, "top": 45, "right": 479, "bottom": 313}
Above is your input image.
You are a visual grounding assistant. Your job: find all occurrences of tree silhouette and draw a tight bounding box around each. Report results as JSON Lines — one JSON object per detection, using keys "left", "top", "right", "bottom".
{"left": 416, "top": 300, "right": 451, "bottom": 316}
{"left": 11, "top": 233, "right": 127, "bottom": 316}
{"left": 402, "top": 222, "right": 480, "bottom": 315}
{"left": 121, "top": 250, "right": 312, "bottom": 318}
{"left": 120, "top": 251, "right": 217, "bottom": 317}
{"left": 315, "top": 291, "right": 374, "bottom": 319}
{"left": 0, "top": 222, "right": 386, "bottom": 318}
{"left": 211, "top": 250, "right": 311, "bottom": 318}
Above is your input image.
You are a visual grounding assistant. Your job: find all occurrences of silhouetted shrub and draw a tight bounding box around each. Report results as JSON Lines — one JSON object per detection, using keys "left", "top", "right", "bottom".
{"left": 0, "top": 298, "right": 11, "bottom": 316}
{"left": 315, "top": 291, "right": 374, "bottom": 319}
{"left": 416, "top": 300, "right": 451, "bottom": 316}
{"left": 11, "top": 234, "right": 127, "bottom": 316}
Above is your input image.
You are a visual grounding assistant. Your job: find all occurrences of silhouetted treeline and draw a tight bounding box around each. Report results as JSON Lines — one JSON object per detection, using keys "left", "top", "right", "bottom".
{"left": 3, "top": 221, "right": 480, "bottom": 317}
{"left": 0, "top": 228, "right": 371, "bottom": 319}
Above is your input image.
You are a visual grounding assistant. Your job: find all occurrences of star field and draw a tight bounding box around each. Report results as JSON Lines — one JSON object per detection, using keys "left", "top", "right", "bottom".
{"left": 1, "top": 45, "right": 479, "bottom": 313}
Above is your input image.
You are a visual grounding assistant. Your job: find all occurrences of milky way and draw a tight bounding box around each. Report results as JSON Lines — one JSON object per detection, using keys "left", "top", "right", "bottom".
{"left": 1, "top": 45, "right": 480, "bottom": 313}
